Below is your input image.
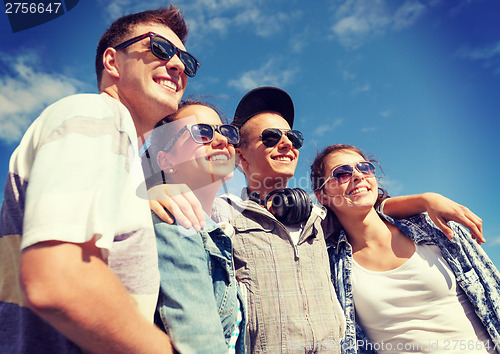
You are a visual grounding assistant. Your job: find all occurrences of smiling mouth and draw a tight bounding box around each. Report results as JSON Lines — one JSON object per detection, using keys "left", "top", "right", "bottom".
{"left": 207, "top": 153, "right": 230, "bottom": 162}
{"left": 272, "top": 155, "right": 293, "bottom": 162}
{"left": 154, "top": 78, "right": 178, "bottom": 91}
{"left": 347, "top": 186, "right": 369, "bottom": 196}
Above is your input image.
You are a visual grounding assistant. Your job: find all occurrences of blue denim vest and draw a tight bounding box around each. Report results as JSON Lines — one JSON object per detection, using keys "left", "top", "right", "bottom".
{"left": 327, "top": 213, "right": 500, "bottom": 354}
{"left": 153, "top": 212, "right": 245, "bottom": 353}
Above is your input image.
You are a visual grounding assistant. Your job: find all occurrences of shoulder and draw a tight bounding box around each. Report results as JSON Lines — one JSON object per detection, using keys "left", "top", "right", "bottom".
{"left": 385, "top": 213, "right": 438, "bottom": 238}
{"left": 37, "top": 94, "right": 136, "bottom": 147}
{"left": 40, "top": 93, "right": 131, "bottom": 126}
{"left": 212, "top": 193, "right": 247, "bottom": 223}
{"left": 45, "top": 93, "right": 113, "bottom": 114}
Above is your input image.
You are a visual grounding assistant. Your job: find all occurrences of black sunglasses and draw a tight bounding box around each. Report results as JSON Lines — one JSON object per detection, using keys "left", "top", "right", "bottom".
{"left": 259, "top": 128, "right": 304, "bottom": 149}
{"left": 317, "top": 161, "right": 376, "bottom": 190}
{"left": 163, "top": 123, "right": 240, "bottom": 152}
{"left": 114, "top": 32, "right": 200, "bottom": 77}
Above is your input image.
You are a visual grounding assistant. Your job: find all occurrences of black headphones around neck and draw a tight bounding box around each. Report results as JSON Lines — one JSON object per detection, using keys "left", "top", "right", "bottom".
{"left": 248, "top": 188, "right": 312, "bottom": 225}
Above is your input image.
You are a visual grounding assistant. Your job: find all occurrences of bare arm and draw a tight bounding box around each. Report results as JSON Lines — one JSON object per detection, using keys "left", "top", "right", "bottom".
{"left": 21, "top": 239, "right": 173, "bottom": 354}
{"left": 383, "top": 192, "right": 484, "bottom": 244}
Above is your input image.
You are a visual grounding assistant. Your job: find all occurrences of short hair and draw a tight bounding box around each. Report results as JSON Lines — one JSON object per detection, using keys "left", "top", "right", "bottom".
{"left": 95, "top": 4, "right": 188, "bottom": 89}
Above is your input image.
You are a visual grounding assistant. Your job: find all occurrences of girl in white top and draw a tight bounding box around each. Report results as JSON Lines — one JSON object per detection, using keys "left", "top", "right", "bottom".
{"left": 312, "top": 144, "right": 498, "bottom": 353}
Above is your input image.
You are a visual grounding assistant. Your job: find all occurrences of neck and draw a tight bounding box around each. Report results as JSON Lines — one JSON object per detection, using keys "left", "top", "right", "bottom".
{"left": 101, "top": 88, "right": 156, "bottom": 139}
{"left": 335, "top": 207, "right": 391, "bottom": 252}
{"left": 192, "top": 182, "right": 222, "bottom": 215}
{"left": 247, "top": 176, "right": 290, "bottom": 200}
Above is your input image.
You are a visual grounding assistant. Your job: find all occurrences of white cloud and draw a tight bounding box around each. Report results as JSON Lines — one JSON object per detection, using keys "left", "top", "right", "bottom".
{"left": 392, "top": 1, "right": 427, "bottom": 30}
{"left": 173, "top": 0, "right": 300, "bottom": 41}
{"left": 0, "top": 51, "right": 84, "bottom": 143}
{"left": 97, "top": 0, "right": 166, "bottom": 20}
{"left": 313, "top": 119, "right": 344, "bottom": 137}
{"left": 362, "top": 127, "right": 378, "bottom": 133}
{"left": 227, "top": 58, "right": 298, "bottom": 91}
{"left": 455, "top": 41, "right": 500, "bottom": 75}
{"left": 379, "top": 109, "right": 392, "bottom": 117}
{"left": 456, "top": 41, "right": 500, "bottom": 61}
{"left": 330, "top": 0, "right": 429, "bottom": 48}
{"left": 351, "top": 82, "right": 371, "bottom": 95}
{"left": 378, "top": 176, "right": 404, "bottom": 195}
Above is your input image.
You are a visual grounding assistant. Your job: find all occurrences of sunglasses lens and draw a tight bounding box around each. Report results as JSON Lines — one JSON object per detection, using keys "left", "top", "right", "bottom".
{"left": 357, "top": 162, "right": 376, "bottom": 175}
{"left": 190, "top": 124, "right": 213, "bottom": 143}
{"left": 152, "top": 37, "right": 199, "bottom": 78}
{"left": 151, "top": 37, "right": 176, "bottom": 60}
{"left": 219, "top": 125, "right": 240, "bottom": 145}
{"left": 260, "top": 129, "right": 282, "bottom": 147}
{"left": 287, "top": 130, "right": 304, "bottom": 149}
{"left": 178, "top": 51, "right": 199, "bottom": 77}
{"left": 332, "top": 165, "right": 354, "bottom": 184}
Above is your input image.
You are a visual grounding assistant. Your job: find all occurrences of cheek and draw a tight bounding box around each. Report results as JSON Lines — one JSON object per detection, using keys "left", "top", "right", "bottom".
{"left": 179, "top": 75, "right": 188, "bottom": 93}
{"left": 324, "top": 181, "right": 345, "bottom": 197}
{"left": 191, "top": 147, "right": 211, "bottom": 163}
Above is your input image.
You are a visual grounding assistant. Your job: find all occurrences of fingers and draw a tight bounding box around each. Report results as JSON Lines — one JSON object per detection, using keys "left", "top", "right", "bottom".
{"left": 432, "top": 216, "right": 454, "bottom": 240}
{"left": 180, "top": 190, "right": 206, "bottom": 230}
{"left": 147, "top": 184, "right": 206, "bottom": 231}
{"left": 149, "top": 200, "right": 174, "bottom": 225}
{"left": 169, "top": 193, "right": 203, "bottom": 232}
{"left": 167, "top": 197, "right": 197, "bottom": 231}
{"left": 163, "top": 184, "right": 205, "bottom": 231}
{"left": 457, "top": 207, "right": 484, "bottom": 244}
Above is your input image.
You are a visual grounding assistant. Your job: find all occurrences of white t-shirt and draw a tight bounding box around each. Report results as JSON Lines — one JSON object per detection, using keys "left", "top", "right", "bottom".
{"left": 352, "top": 243, "right": 494, "bottom": 353}
{"left": 3, "top": 93, "right": 159, "bottom": 322}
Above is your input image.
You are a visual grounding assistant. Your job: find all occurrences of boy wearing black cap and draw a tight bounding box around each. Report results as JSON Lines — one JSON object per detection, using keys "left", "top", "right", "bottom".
{"left": 212, "top": 86, "right": 346, "bottom": 353}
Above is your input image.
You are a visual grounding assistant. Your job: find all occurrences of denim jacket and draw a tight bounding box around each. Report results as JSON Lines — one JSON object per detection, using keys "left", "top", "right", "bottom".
{"left": 153, "top": 212, "right": 245, "bottom": 354}
{"left": 327, "top": 212, "right": 500, "bottom": 354}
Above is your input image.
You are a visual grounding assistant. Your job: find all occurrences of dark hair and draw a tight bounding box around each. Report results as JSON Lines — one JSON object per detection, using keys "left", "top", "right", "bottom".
{"left": 310, "top": 144, "right": 390, "bottom": 240}
{"left": 95, "top": 4, "right": 188, "bottom": 89}
{"left": 310, "top": 144, "right": 389, "bottom": 209}
{"left": 142, "top": 99, "right": 225, "bottom": 186}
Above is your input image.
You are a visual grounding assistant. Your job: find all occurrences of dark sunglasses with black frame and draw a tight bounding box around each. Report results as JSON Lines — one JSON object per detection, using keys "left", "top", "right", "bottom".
{"left": 114, "top": 32, "right": 200, "bottom": 77}
{"left": 258, "top": 128, "right": 304, "bottom": 149}
{"left": 316, "top": 161, "right": 376, "bottom": 191}
{"left": 162, "top": 123, "right": 240, "bottom": 152}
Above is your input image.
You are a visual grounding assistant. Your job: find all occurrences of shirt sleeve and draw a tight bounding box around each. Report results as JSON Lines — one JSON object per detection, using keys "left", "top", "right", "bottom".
{"left": 21, "top": 96, "right": 133, "bottom": 253}
{"left": 153, "top": 214, "right": 228, "bottom": 354}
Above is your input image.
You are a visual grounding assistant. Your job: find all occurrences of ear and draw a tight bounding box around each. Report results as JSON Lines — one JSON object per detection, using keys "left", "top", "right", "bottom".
{"left": 157, "top": 151, "right": 173, "bottom": 171}
{"left": 235, "top": 148, "right": 248, "bottom": 171}
{"left": 103, "top": 47, "right": 120, "bottom": 79}
{"left": 234, "top": 148, "right": 248, "bottom": 173}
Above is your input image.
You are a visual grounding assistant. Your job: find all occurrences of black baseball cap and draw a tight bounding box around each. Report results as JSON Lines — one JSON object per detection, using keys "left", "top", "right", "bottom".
{"left": 232, "top": 86, "right": 294, "bottom": 128}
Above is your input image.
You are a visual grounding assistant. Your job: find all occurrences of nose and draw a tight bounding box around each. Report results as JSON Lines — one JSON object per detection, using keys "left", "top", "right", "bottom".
{"left": 165, "top": 51, "right": 186, "bottom": 76}
{"left": 211, "top": 131, "right": 229, "bottom": 148}
{"left": 351, "top": 166, "right": 366, "bottom": 182}
{"left": 277, "top": 132, "right": 293, "bottom": 150}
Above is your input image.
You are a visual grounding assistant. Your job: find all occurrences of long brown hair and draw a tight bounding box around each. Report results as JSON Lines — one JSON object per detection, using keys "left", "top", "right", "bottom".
{"left": 310, "top": 144, "right": 389, "bottom": 210}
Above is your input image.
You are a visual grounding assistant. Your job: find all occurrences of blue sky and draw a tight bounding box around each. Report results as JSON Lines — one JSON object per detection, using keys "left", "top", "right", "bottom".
{"left": 1, "top": 0, "right": 499, "bottom": 267}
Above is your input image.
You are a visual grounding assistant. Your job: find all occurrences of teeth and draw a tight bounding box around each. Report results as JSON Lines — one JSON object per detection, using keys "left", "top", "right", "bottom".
{"left": 348, "top": 187, "right": 368, "bottom": 196}
{"left": 273, "top": 156, "right": 292, "bottom": 162}
{"left": 208, "top": 154, "right": 229, "bottom": 162}
{"left": 156, "top": 79, "right": 177, "bottom": 91}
